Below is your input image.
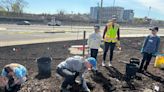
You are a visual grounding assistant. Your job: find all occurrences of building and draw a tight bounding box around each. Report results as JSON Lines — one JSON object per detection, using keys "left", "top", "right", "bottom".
{"left": 123, "top": 10, "right": 134, "bottom": 22}
{"left": 90, "top": 7, "right": 100, "bottom": 22}
{"left": 90, "top": 6, "right": 124, "bottom": 22}
{"left": 90, "top": 6, "right": 134, "bottom": 22}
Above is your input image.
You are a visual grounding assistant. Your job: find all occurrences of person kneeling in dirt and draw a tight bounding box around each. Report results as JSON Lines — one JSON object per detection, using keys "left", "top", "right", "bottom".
{"left": 56, "top": 56, "right": 97, "bottom": 92}
{"left": 1, "top": 63, "right": 28, "bottom": 92}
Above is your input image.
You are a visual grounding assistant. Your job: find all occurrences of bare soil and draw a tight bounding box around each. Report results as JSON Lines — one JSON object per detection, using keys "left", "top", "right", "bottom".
{"left": 0, "top": 37, "right": 163, "bottom": 92}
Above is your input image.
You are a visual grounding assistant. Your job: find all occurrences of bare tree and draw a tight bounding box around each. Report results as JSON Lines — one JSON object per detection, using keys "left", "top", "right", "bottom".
{"left": 1, "top": 0, "right": 13, "bottom": 12}
{"left": 0, "top": 0, "right": 28, "bottom": 13}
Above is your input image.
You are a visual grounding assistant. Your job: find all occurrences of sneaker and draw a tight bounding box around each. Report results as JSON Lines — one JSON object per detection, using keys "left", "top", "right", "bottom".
{"left": 108, "top": 62, "right": 112, "bottom": 67}
{"left": 102, "top": 61, "right": 106, "bottom": 66}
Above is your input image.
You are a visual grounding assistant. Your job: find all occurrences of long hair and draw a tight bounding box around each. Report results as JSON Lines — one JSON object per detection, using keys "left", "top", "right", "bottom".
{"left": 4, "top": 67, "right": 13, "bottom": 74}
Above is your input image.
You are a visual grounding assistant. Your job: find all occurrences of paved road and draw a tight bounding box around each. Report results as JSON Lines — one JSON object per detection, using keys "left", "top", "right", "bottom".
{"left": 0, "top": 24, "right": 164, "bottom": 47}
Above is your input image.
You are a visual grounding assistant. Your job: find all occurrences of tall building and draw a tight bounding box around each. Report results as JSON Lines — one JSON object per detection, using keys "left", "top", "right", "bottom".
{"left": 90, "top": 6, "right": 134, "bottom": 22}
{"left": 123, "top": 10, "right": 134, "bottom": 22}
{"left": 90, "top": 7, "right": 100, "bottom": 22}
{"left": 90, "top": 6, "right": 124, "bottom": 22}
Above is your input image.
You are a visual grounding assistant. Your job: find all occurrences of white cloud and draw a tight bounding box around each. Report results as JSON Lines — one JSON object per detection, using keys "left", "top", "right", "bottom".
{"left": 136, "top": 0, "right": 164, "bottom": 15}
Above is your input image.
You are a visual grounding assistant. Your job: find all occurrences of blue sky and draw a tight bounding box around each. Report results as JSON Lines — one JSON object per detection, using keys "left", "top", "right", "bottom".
{"left": 24, "top": 0, "right": 164, "bottom": 20}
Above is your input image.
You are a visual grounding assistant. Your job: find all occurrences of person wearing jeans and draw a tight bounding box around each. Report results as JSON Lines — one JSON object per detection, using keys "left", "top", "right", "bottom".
{"left": 139, "top": 27, "right": 160, "bottom": 72}
{"left": 56, "top": 56, "right": 97, "bottom": 92}
{"left": 87, "top": 24, "right": 101, "bottom": 60}
{"left": 102, "top": 17, "right": 120, "bottom": 67}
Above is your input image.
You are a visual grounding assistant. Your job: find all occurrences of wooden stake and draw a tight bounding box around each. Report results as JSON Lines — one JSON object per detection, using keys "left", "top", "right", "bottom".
{"left": 83, "top": 31, "right": 86, "bottom": 57}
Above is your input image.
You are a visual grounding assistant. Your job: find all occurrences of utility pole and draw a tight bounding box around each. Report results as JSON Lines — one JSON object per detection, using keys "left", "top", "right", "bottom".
{"left": 147, "top": 6, "right": 152, "bottom": 27}
{"left": 113, "top": 0, "right": 116, "bottom": 7}
{"left": 97, "top": 2, "right": 100, "bottom": 24}
{"left": 71, "top": 11, "right": 73, "bottom": 31}
{"left": 112, "top": 0, "right": 116, "bottom": 19}
{"left": 148, "top": 6, "right": 151, "bottom": 18}
{"left": 99, "top": 0, "right": 103, "bottom": 26}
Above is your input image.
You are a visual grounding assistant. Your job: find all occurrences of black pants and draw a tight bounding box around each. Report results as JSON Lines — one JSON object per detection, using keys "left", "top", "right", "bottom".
{"left": 139, "top": 53, "right": 152, "bottom": 71}
{"left": 90, "top": 49, "right": 98, "bottom": 60}
{"left": 56, "top": 67, "right": 79, "bottom": 88}
{"left": 103, "top": 42, "right": 116, "bottom": 62}
{"left": 5, "top": 84, "right": 21, "bottom": 92}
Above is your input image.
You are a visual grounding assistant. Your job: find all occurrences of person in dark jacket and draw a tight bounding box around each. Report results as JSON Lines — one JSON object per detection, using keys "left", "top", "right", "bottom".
{"left": 139, "top": 27, "right": 160, "bottom": 72}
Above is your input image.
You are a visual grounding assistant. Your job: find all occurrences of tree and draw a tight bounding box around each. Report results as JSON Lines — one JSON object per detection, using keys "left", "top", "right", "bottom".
{"left": 13, "top": 0, "right": 28, "bottom": 13}
{"left": 0, "top": 6, "right": 5, "bottom": 11}
{"left": 0, "top": 0, "right": 28, "bottom": 13}
{"left": 0, "top": 0, "right": 13, "bottom": 12}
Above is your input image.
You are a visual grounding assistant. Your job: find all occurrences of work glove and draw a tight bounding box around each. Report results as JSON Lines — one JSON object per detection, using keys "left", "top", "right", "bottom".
{"left": 81, "top": 79, "right": 90, "bottom": 92}
{"left": 116, "top": 41, "right": 121, "bottom": 50}
{"left": 74, "top": 72, "right": 79, "bottom": 77}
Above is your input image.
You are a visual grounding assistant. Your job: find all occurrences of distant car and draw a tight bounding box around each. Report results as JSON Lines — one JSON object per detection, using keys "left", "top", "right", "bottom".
{"left": 17, "top": 21, "right": 31, "bottom": 25}
{"left": 48, "top": 21, "right": 61, "bottom": 26}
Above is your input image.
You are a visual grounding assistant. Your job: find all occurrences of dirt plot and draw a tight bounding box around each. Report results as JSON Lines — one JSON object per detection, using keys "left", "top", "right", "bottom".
{"left": 0, "top": 37, "right": 164, "bottom": 92}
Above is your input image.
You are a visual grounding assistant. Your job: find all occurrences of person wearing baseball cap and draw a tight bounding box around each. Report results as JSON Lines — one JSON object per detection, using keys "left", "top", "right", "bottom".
{"left": 102, "top": 16, "right": 120, "bottom": 67}
{"left": 139, "top": 27, "right": 160, "bottom": 73}
{"left": 56, "top": 56, "right": 97, "bottom": 92}
{"left": 87, "top": 24, "right": 101, "bottom": 60}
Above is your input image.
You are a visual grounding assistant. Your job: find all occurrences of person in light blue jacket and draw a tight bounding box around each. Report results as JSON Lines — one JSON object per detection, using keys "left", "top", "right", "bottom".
{"left": 139, "top": 27, "right": 160, "bottom": 72}
{"left": 1, "top": 63, "right": 27, "bottom": 92}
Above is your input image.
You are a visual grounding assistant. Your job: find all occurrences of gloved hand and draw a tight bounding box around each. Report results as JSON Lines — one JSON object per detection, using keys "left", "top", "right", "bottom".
{"left": 116, "top": 41, "right": 120, "bottom": 46}
{"left": 85, "top": 88, "right": 91, "bottom": 92}
{"left": 81, "top": 79, "right": 90, "bottom": 92}
{"left": 74, "top": 72, "right": 79, "bottom": 77}
{"left": 116, "top": 41, "right": 121, "bottom": 50}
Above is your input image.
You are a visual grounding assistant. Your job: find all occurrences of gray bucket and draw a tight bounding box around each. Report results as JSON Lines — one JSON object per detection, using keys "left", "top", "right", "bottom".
{"left": 37, "top": 57, "right": 52, "bottom": 77}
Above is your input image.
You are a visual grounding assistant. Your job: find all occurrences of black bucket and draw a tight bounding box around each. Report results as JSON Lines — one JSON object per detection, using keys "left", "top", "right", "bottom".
{"left": 130, "top": 58, "right": 140, "bottom": 65}
{"left": 37, "top": 57, "right": 52, "bottom": 77}
{"left": 125, "top": 63, "right": 139, "bottom": 80}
